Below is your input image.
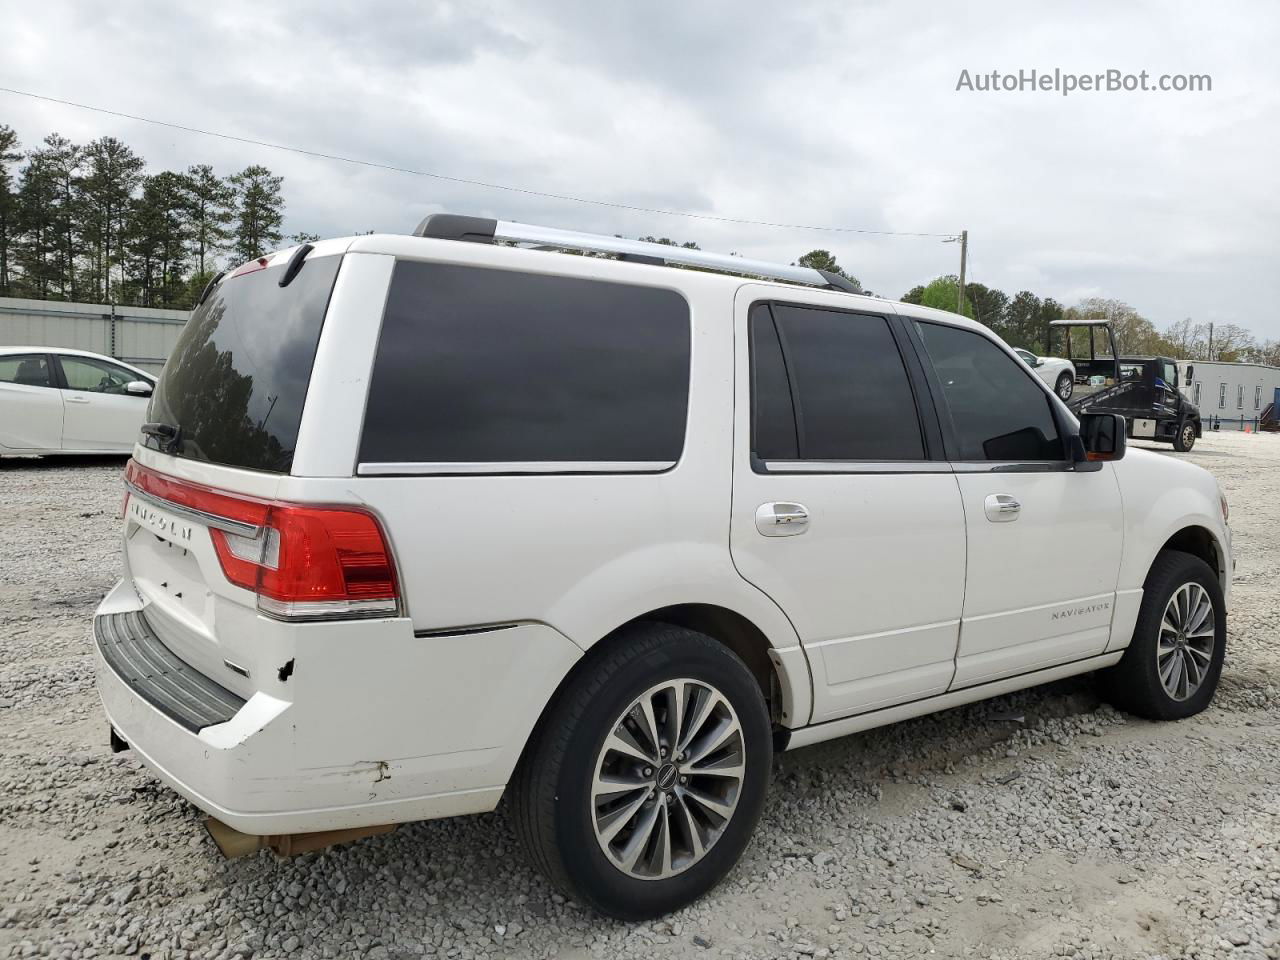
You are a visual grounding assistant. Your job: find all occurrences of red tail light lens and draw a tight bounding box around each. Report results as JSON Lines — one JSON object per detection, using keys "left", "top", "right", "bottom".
{"left": 125, "top": 462, "right": 399, "bottom": 620}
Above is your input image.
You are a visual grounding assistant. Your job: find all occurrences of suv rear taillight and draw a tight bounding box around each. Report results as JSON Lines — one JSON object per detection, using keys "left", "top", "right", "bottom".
{"left": 125, "top": 462, "right": 399, "bottom": 620}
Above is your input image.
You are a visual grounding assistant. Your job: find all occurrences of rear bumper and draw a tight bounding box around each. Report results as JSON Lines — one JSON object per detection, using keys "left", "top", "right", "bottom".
{"left": 94, "top": 580, "right": 582, "bottom": 835}
{"left": 96, "top": 610, "right": 244, "bottom": 732}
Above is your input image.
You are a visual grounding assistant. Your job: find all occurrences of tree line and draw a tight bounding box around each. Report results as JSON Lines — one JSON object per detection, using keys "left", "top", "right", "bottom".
{"left": 899, "top": 274, "right": 1280, "bottom": 367}
{"left": 0, "top": 123, "right": 309, "bottom": 309}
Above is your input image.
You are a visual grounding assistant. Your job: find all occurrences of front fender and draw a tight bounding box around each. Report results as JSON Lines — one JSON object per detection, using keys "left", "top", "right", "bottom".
{"left": 1115, "top": 452, "right": 1231, "bottom": 600}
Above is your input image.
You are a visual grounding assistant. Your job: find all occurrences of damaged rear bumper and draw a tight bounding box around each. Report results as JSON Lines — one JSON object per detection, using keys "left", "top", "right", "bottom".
{"left": 96, "top": 609, "right": 245, "bottom": 732}
{"left": 93, "top": 580, "right": 582, "bottom": 837}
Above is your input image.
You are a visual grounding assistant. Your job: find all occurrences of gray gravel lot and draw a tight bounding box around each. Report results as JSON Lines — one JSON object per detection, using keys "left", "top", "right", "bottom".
{"left": 2, "top": 434, "right": 1279, "bottom": 960}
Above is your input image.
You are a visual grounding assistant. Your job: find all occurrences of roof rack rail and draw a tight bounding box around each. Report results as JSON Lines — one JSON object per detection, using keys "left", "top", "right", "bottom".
{"left": 411, "top": 214, "right": 860, "bottom": 293}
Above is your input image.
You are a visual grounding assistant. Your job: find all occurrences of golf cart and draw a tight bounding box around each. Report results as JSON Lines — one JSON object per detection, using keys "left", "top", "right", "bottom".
{"left": 1049, "top": 318, "right": 1202, "bottom": 452}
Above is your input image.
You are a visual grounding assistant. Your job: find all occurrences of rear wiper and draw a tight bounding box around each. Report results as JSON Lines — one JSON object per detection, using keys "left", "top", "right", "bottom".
{"left": 196, "top": 270, "right": 226, "bottom": 307}
{"left": 278, "top": 243, "right": 314, "bottom": 288}
{"left": 141, "top": 421, "right": 182, "bottom": 454}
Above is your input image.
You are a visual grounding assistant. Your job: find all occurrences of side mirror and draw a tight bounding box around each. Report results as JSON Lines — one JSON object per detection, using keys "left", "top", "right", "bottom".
{"left": 1033, "top": 357, "right": 1044, "bottom": 367}
{"left": 1076, "top": 412, "right": 1126, "bottom": 464}
{"left": 125, "top": 380, "right": 153, "bottom": 397}
{"left": 1184, "top": 364, "right": 1194, "bottom": 386}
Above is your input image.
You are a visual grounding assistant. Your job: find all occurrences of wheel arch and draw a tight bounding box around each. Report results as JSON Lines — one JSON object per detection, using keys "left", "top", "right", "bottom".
{"left": 507, "top": 603, "right": 809, "bottom": 797}
{"left": 632, "top": 604, "right": 794, "bottom": 723}
{"left": 1159, "top": 524, "right": 1228, "bottom": 590}
{"left": 575, "top": 603, "right": 806, "bottom": 729}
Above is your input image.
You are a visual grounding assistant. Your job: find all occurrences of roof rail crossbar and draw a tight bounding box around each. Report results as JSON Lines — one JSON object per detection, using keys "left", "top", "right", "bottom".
{"left": 412, "top": 214, "right": 855, "bottom": 292}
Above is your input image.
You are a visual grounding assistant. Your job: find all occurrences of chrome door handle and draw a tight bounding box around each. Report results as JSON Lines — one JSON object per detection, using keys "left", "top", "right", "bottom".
{"left": 984, "top": 494, "right": 1021, "bottom": 522}
{"left": 756, "top": 502, "right": 810, "bottom": 537}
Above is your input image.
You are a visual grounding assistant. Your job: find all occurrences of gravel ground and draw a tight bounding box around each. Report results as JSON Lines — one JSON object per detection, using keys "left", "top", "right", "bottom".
{"left": 2, "top": 433, "right": 1278, "bottom": 960}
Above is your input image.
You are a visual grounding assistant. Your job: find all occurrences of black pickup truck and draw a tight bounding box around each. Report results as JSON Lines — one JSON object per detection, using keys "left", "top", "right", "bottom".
{"left": 1049, "top": 319, "right": 1202, "bottom": 452}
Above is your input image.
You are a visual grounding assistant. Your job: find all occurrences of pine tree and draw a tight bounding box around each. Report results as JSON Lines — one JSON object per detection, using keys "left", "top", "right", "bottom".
{"left": 0, "top": 124, "right": 21, "bottom": 296}
{"left": 79, "top": 136, "right": 145, "bottom": 301}
{"left": 31, "top": 134, "right": 83, "bottom": 299}
{"left": 13, "top": 147, "right": 60, "bottom": 298}
{"left": 181, "top": 164, "right": 233, "bottom": 277}
{"left": 229, "top": 164, "right": 284, "bottom": 262}
{"left": 125, "top": 171, "right": 191, "bottom": 307}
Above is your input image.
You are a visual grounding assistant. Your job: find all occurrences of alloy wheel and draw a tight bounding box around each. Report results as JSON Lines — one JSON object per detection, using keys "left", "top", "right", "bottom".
{"left": 1157, "top": 582, "right": 1215, "bottom": 701}
{"left": 590, "top": 679, "right": 745, "bottom": 880}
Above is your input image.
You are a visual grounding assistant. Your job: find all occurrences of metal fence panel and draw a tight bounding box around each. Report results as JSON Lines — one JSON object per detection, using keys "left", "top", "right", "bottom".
{"left": 0, "top": 297, "right": 188, "bottom": 375}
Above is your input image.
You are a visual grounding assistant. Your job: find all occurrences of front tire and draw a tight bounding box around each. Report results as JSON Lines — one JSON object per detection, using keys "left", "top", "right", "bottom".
{"left": 509, "top": 623, "right": 772, "bottom": 919}
{"left": 1173, "top": 419, "right": 1196, "bottom": 452}
{"left": 1099, "top": 550, "right": 1225, "bottom": 720}
{"left": 1055, "top": 372, "right": 1074, "bottom": 401}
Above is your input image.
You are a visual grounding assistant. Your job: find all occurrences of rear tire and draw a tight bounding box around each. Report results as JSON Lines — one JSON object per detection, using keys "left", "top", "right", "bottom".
{"left": 1173, "top": 419, "right": 1196, "bottom": 452}
{"left": 1099, "top": 550, "right": 1225, "bottom": 720}
{"left": 509, "top": 623, "right": 772, "bottom": 919}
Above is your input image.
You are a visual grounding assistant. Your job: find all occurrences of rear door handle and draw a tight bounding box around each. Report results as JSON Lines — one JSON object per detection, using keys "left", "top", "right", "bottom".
{"left": 756, "top": 502, "right": 810, "bottom": 537}
{"left": 984, "top": 494, "right": 1021, "bottom": 522}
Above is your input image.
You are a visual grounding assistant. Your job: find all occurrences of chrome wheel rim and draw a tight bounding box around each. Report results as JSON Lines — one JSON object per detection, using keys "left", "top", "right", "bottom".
{"left": 1182, "top": 426, "right": 1194, "bottom": 448}
{"left": 1158, "top": 582, "right": 1215, "bottom": 701}
{"left": 590, "top": 678, "right": 745, "bottom": 880}
{"left": 1058, "top": 376, "right": 1072, "bottom": 399}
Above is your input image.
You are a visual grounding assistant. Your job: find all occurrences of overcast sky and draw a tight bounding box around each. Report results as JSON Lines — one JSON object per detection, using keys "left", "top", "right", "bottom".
{"left": 4, "top": 1, "right": 1279, "bottom": 337}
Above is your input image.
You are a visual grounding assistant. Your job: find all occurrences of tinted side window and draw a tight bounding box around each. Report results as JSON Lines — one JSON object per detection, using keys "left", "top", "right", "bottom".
{"left": 361, "top": 262, "right": 690, "bottom": 465}
{"left": 916, "top": 321, "right": 1064, "bottom": 461}
{"left": 749, "top": 304, "right": 798, "bottom": 460}
{"left": 766, "top": 305, "right": 925, "bottom": 461}
{"left": 0, "top": 354, "right": 52, "bottom": 388}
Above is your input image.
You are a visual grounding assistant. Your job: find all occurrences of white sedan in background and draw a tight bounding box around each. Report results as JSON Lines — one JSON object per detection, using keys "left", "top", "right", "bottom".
{"left": 0, "top": 347, "right": 155, "bottom": 457}
{"left": 1015, "top": 347, "right": 1077, "bottom": 401}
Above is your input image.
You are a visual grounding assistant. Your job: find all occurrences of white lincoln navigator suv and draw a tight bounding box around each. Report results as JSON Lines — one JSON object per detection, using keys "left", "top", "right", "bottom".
{"left": 94, "top": 215, "right": 1232, "bottom": 919}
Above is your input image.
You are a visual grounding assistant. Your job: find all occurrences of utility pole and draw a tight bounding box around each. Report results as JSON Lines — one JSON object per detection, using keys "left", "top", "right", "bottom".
{"left": 943, "top": 230, "right": 969, "bottom": 314}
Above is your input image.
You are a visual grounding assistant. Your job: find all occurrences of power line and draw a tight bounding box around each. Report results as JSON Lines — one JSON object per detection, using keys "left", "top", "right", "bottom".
{"left": 0, "top": 85, "right": 957, "bottom": 239}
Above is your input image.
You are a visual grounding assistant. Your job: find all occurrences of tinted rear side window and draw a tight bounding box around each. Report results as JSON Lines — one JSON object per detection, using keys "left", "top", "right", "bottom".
{"left": 749, "top": 304, "right": 798, "bottom": 460}
{"left": 360, "top": 262, "right": 691, "bottom": 467}
{"left": 764, "top": 304, "right": 925, "bottom": 461}
{"left": 147, "top": 255, "right": 341, "bottom": 473}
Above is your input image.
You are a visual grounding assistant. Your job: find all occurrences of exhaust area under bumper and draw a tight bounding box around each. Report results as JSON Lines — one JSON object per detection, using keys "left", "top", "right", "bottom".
{"left": 204, "top": 818, "right": 396, "bottom": 858}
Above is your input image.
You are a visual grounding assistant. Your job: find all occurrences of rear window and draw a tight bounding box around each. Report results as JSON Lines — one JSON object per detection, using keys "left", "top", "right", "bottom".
{"left": 146, "top": 255, "right": 341, "bottom": 473}
{"left": 359, "top": 262, "right": 691, "bottom": 468}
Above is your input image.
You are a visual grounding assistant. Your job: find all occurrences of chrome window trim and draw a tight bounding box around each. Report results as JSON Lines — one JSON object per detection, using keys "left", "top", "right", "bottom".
{"left": 950, "top": 460, "right": 1076, "bottom": 473}
{"left": 759, "top": 459, "right": 1078, "bottom": 474}
{"left": 356, "top": 460, "right": 676, "bottom": 476}
{"left": 124, "top": 480, "right": 263, "bottom": 538}
{"left": 761, "top": 460, "right": 951, "bottom": 474}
